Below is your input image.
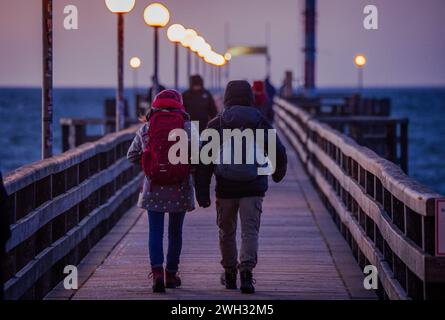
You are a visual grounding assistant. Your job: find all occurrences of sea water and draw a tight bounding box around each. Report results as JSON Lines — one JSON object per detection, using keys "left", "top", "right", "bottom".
{"left": 0, "top": 87, "right": 444, "bottom": 195}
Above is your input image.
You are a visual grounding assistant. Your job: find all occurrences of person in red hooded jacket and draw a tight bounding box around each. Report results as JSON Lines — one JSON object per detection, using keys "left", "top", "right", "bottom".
{"left": 252, "top": 81, "right": 274, "bottom": 123}
{"left": 127, "top": 90, "right": 197, "bottom": 293}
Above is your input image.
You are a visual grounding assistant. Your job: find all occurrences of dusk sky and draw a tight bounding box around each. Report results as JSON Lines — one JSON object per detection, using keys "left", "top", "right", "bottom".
{"left": 0, "top": 0, "right": 444, "bottom": 88}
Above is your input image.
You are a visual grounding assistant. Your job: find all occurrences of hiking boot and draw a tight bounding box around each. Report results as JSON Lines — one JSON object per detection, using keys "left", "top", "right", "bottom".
{"left": 220, "top": 268, "right": 237, "bottom": 289}
{"left": 240, "top": 270, "right": 255, "bottom": 294}
{"left": 149, "top": 267, "right": 165, "bottom": 293}
{"left": 165, "top": 271, "right": 182, "bottom": 289}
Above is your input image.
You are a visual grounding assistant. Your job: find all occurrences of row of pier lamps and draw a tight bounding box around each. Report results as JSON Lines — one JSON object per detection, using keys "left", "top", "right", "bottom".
{"left": 105, "top": 0, "right": 230, "bottom": 131}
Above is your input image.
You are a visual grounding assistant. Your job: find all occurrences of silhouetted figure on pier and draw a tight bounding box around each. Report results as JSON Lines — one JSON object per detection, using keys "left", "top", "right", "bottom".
{"left": 279, "top": 70, "right": 294, "bottom": 98}
{"left": 0, "top": 171, "right": 11, "bottom": 300}
{"left": 195, "top": 80, "right": 288, "bottom": 294}
{"left": 182, "top": 75, "right": 218, "bottom": 133}
{"left": 127, "top": 90, "right": 196, "bottom": 293}
{"left": 252, "top": 80, "right": 274, "bottom": 123}
{"left": 147, "top": 76, "right": 166, "bottom": 106}
{"left": 264, "top": 77, "right": 277, "bottom": 123}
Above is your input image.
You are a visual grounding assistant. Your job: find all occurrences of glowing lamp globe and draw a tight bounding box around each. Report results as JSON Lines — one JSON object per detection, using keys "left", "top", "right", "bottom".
{"left": 167, "top": 24, "right": 186, "bottom": 43}
{"left": 190, "top": 36, "right": 205, "bottom": 53}
{"left": 354, "top": 54, "right": 367, "bottom": 68}
{"left": 204, "top": 52, "right": 219, "bottom": 65}
{"left": 180, "top": 29, "right": 198, "bottom": 48}
{"left": 144, "top": 3, "right": 170, "bottom": 27}
{"left": 198, "top": 43, "right": 212, "bottom": 58}
{"left": 129, "top": 56, "right": 142, "bottom": 69}
{"left": 215, "top": 54, "right": 226, "bottom": 66}
{"left": 105, "top": 0, "right": 136, "bottom": 13}
{"left": 224, "top": 52, "right": 232, "bottom": 61}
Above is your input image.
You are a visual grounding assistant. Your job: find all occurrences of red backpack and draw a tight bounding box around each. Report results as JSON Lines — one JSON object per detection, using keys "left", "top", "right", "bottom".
{"left": 141, "top": 94, "right": 190, "bottom": 186}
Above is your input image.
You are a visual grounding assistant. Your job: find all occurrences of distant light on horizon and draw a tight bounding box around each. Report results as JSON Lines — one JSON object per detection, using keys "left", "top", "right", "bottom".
{"left": 129, "top": 56, "right": 142, "bottom": 69}
{"left": 354, "top": 54, "right": 367, "bottom": 68}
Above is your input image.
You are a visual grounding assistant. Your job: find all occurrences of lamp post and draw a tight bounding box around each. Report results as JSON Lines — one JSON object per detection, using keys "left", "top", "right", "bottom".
{"left": 224, "top": 52, "right": 232, "bottom": 85}
{"left": 42, "top": 0, "right": 53, "bottom": 159}
{"left": 354, "top": 54, "right": 367, "bottom": 92}
{"left": 181, "top": 29, "right": 197, "bottom": 82}
{"left": 198, "top": 43, "right": 212, "bottom": 87}
{"left": 129, "top": 56, "right": 142, "bottom": 96}
{"left": 167, "top": 24, "right": 185, "bottom": 91}
{"left": 144, "top": 3, "right": 170, "bottom": 102}
{"left": 190, "top": 36, "right": 205, "bottom": 75}
{"left": 105, "top": 0, "right": 136, "bottom": 131}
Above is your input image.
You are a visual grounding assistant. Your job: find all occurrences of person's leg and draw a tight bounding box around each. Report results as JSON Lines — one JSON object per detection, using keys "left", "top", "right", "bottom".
{"left": 216, "top": 198, "right": 239, "bottom": 270}
{"left": 166, "top": 212, "right": 186, "bottom": 273}
{"left": 148, "top": 211, "right": 165, "bottom": 268}
{"left": 165, "top": 212, "right": 186, "bottom": 288}
{"left": 238, "top": 197, "right": 263, "bottom": 271}
{"left": 148, "top": 211, "right": 166, "bottom": 292}
{"left": 216, "top": 198, "right": 239, "bottom": 289}
{"left": 238, "top": 197, "right": 263, "bottom": 293}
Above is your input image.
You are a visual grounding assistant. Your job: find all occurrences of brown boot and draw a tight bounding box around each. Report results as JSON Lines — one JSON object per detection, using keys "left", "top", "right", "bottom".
{"left": 150, "top": 267, "right": 165, "bottom": 293}
{"left": 165, "top": 271, "right": 182, "bottom": 288}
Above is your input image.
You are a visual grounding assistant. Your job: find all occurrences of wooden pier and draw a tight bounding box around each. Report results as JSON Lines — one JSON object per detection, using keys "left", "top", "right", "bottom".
{"left": 46, "top": 142, "right": 374, "bottom": 300}
{"left": 2, "top": 96, "right": 444, "bottom": 300}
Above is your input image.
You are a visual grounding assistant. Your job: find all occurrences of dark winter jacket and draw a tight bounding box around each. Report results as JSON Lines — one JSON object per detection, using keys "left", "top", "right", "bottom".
{"left": 182, "top": 76, "right": 218, "bottom": 133}
{"left": 195, "top": 80, "right": 287, "bottom": 200}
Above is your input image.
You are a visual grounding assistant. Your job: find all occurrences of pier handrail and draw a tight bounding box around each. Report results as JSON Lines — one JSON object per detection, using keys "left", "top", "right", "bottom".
{"left": 2, "top": 125, "right": 142, "bottom": 300}
{"left": 274, "top": 97, "right": 444, "bottom": 300}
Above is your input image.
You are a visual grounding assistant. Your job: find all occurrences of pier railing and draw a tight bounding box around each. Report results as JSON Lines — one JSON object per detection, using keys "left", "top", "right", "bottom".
{"left": 275, "top": 97, "right": 444, "bottom": 300}
{"left": 2, "top": 125, "right": 142, "bottom": 300}
{"left": 318, "top": 116, "right": 408, "bottom": 173}
{"left": 60, "top": 117, "right": 139, "bottom": 152}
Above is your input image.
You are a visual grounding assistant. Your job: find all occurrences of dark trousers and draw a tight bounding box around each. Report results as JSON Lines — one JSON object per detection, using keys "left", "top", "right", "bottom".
{"left": 148, "top": 211, "right": 186, "bottom": 272}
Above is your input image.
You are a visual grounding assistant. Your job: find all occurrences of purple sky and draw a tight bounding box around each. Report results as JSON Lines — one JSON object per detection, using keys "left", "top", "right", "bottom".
{"left": 0, "top": 0, "right": 444, "bottom": 88}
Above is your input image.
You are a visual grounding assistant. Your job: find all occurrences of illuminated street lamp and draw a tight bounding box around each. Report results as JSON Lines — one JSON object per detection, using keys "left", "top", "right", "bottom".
{"left": 198, "top": 43, "right": 212, "bottom": 58}
{"left": 354, "top": 54, "right": 367, "bottom": 92}
{"left": 105, "top": 0, "right": 136, "bottom": 131}
{"left": 190, "top": 36, "right": 205, "bottom": 73}
{"left": 144, "top": 3, "right": 170, "bottom": 101}
{"left": 167, "top": 24, "right": 185, "bottom": 90}
{"left": 198, "top": 43, "right": 212, "bottom": 84}
{"left": 130, "top": 56, "right": 142, "bottom": 69}
{"left": 129, "top": 56, "right": 142, "bottom": 96}
{"left": 181, "top": 29, "right": 197, "bottom": 80}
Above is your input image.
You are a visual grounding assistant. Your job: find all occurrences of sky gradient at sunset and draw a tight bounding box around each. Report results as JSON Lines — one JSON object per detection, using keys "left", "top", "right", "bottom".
{"left": 0, "top": 0, "right": 444, "bottom": 88}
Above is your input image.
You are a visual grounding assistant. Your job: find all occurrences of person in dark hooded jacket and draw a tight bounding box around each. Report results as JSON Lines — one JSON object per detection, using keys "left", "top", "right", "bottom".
{"left": 182, "top": 75, "right": 218, "bottom": 133}
{"left": 195, "top": 80, "right": 287, "bottom": 294}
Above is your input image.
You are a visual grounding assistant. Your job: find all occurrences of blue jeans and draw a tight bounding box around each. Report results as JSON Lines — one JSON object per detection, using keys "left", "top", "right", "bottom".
{"left": 148, "top": 211, "right": 186, "bottom": 272}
